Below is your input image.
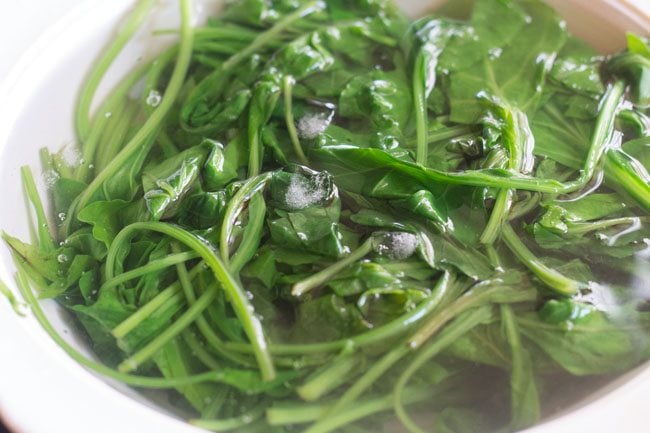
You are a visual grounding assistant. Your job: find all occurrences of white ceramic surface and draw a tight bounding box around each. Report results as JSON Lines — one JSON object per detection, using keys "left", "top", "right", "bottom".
{"left": 0, "top": 1, "right": 648, "bottom": 433}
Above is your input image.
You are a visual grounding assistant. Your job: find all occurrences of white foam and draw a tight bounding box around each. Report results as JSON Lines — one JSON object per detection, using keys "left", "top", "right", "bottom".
{"left": 285, "top": 175, "right": 328, "bottom": 210}
{"left": 376, "top": 232, "right": 418, "bottom": 260}
{"left": 61, "top": 144, "right": 82, "bottom": 167}
{"left": 42, "top": 169, "right": 60, "bottom": 188}
{"left": 297, "top": 112, "right": 331, "bottom": 139}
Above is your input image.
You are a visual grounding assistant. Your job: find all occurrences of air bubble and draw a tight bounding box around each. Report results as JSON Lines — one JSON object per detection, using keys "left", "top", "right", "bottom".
{"left": 58, "top": 212, "right": 67, "bottom": 222}
{"left": 57, "top": 254, "right": 68, "bottom": 263}
{"left": 15, "top": 303, "right": 30, "bottom": 316}
{"left": 146, "top": 89, "right": 162, "bottom": 107}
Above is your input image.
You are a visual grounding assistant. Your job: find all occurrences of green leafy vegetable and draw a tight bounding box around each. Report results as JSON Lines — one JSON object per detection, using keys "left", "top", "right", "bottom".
{"left": 2, "top": 1, "right": 649, "bottom": 432}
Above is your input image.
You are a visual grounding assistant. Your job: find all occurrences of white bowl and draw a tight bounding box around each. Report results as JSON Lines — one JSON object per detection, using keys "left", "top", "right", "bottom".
{"left": 0, "top": 1, "right": 648, "bottom": 433}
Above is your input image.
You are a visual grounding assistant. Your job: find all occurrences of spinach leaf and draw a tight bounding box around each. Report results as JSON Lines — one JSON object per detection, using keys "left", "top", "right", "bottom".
{"left": 447, "top": 0, "right": 567, "bottom": 123}
{"left": 519, "top": 301, "right": 650, "bottom": 375}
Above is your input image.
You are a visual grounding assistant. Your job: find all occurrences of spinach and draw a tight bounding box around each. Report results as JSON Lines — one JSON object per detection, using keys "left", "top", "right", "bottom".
{"left": 2, "top": 1, "right": 649, "bottom": 432}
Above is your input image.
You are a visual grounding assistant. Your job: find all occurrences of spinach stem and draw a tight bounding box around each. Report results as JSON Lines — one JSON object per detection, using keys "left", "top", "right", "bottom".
{"left": 118, "top": 288, "right": 218, "bottom": 373}
{"left": 73, "top": 0, "right": 194, "bottom": 215}
{"left": 297, "top": 352, "right": 363, "bottom": 401}
{"left": 220, "top": 173, "right": 273, "bottom": 266}
{"left": 76, "top": 56, "right": 156, "bottom": 182}
{"left": 605, "top": 148, "right": 650, "bottom": 212}
{"left": 75, "top": 0, "right": 155, "bottom": 143}
{"left": 317, "top": 82, "right": 624, "bottom": 195}
{"left": 407, "top": 278, "right": 536, "bottom": 348}
{"left": 481, "top": 107, "right": 533, "bottom": 244}
{"left": 414, "top": 51, "right": 429, "bottom": 166}
{"left": 292, "top": 238, "right": 373, "bottom": 297}
{"left": 111, "top": 262, "right": 204, "bottom": 339}
{"left": 0, "top": 279, "right": 27, "bottom": 316}
{"left": 481, "top": 189, "right": 514, "bottom": 244}
{"left": 426, "top": 124, "right": 476, "bottom": 144}
{"left": 284, "top": 75, "right": 309, "bottom": 165}
{"left": 20, "top": 166, "right": 55, "bottom": 253}
{"left": 100, "top": 251, "right": 198, "bottom": 292}
{"left": 13, "top": 264, "right": 255, "bottom": 388}
{"left": 565, "top": 217, "right": 649, "bottom": 236}
{"left": 501, "top": 223, "right": 583, "bottom": 295}
{"left": 393, "top": 307, "right": 493, "bottom": 433}
{"left": 94, "top": 100, "right": 134, "bottom": 172}
{"left": 230, "top": 194, "right": 267, "bottom": 274}
{"left": 222, "top": 1, "right": 322, "bottom": 71}
{"left": 325, "top": 345, "right": 408, "bottom": 417}
{"left": 501, "top": 305, "right": 540, "bottom": 428}
{"left": 174, "top": 259, "right": 257, "bottom": 367}
{"left": 190, "top": 403, "right": 267, "bottom": 431}
{"left": 302, "top": 385, "right": 430, "bottom": 433}
{"left": 182, "top": 330, "right": 221, "bottom": 370}
{"left": 267, "top": 403, "right": 329, "bottom": 426}
{"left": 108, "top": 222, "right": 276, "bottom": 380}
{"left": 228, "top": 271, "right": 452, "bottom": 354}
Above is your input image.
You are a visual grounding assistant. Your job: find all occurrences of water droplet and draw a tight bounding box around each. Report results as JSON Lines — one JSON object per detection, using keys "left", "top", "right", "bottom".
{"left": 146, "top": 89, "right": 162, "bottom": 107}
{"left": 57, "top": 212, "right": 67, "bottom": 222}
{"left": 57, "top": 254, "right": 68, "bottom": 263}
{"left": 245, "top": 291, "right": 254, "bottom": 300}
{"left": 15, "top": 303, "right": 30, "bottom": 316}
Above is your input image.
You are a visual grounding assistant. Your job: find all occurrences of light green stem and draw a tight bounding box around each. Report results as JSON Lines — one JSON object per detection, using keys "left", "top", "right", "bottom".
{"left": 227, "top": 271, "right": 452, "bottom": 355}
{"left": 108, "top": 222, "right": 275, "bottom": 381}
{"left": 284, "top": 75, "right": 309, "bottom": 165}
{"left": 100, "top": 251, "right": 198, "bottom": 292}
{"left": 12, "top": 264, "right": 251, "bottom": 388}
{"left": 393, "top": 307, "right": 493, "bottom": 433}
{"left": 118, "top": 288, "right": 218, "bottom": 373}
{"left": 220, "top": 173, "right": 272, "bottom": 265}
{"left": 292, "top": 238, "right": 373, "bottom": 297}
{"left": 501, "top": 223, "right": 584, "bottom": 295}
{"left": 73, "top": 0, "right": 194, "bottom": 215}
{"left": 75, "top": 0, "right": 156, "bottom": 143}
{"left": 20, "top": 166, "right": 55, "bottom": 252}
{"left": 111, "top": 262, "right": 204, "bottom": 339}
{"left": 414, "top": 51, "right": 429, "bottom": 166}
